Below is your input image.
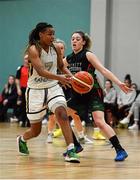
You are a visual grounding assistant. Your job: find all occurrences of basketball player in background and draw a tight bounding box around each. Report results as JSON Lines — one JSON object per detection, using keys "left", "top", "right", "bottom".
{"left": 16, "top": 22, "right": 79, "bottom": 163}
{"left": 64, "top": 31, "right": 130, "bottom": 161}
{"left": 15, "top": 54, "right": 30, "bottom": 127}
{"left": 47, "top": 39, "right": 92, "bottom": 145}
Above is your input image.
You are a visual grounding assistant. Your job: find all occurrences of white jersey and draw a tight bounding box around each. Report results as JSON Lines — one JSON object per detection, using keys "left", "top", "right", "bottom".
{"left": 28, "top": 46, "right": 58, "bottom": 89}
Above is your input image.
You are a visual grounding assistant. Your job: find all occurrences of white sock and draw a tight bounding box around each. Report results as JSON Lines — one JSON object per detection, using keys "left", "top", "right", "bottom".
{"left": 21, "top": 135, "right": 26, "bottom": 142}
{"left": 67, "top": 143, "right": 74, "bottom": 151}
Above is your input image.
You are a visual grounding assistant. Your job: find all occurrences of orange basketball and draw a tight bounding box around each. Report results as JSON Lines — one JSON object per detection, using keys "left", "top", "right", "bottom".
{"left": 71, "top": 71, "right": 94, "bottom": 94}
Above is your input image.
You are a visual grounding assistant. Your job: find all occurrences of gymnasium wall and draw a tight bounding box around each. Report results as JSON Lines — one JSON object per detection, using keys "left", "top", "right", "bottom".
{"left": 110, "top": 0, "right": 140, "bottom": 89}
{"left": 1, "top": 0, "right": 140, "bottom": 93}
{"left": 0, "top": 0, "right": 90, "bottom": 91}
{"left": 90, "top": 0, "right": 140, "bottom": 89}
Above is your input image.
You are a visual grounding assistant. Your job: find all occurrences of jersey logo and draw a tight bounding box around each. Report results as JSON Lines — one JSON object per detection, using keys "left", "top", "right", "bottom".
{"left": 69, "top": 62, "right": 82, "bottom": 73}
{"left": 44, "top": 62, "right": 53, "bottom": 71}
{"left": 34, "top": 77, "right": 48, "bottom": 83}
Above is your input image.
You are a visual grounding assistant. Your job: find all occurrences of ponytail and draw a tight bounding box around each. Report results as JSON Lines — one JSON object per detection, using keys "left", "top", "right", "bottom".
{"left": 29, "top": 28, "right": 39, "bottom": 45}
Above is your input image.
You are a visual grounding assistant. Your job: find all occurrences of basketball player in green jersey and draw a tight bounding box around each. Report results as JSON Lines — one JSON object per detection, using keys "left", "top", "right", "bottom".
{"left": 64, "top": 31, "right": 130, "bottom": 161}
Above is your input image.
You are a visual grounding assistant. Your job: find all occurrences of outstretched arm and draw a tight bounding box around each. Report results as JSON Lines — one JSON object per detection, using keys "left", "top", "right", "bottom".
{"left": 86, "top": 52, "right": 131, "bottom": 93}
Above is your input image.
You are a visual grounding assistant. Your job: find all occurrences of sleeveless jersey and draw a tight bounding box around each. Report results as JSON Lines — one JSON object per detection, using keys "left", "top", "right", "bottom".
{"left": 66, "top": 49, "right": 104, "bottom": 112}
{"left": 28, "top": 46, "right": 58, "bottom": 89}
{"left": 66, "top": 49, "right": 100, "bottom": 89}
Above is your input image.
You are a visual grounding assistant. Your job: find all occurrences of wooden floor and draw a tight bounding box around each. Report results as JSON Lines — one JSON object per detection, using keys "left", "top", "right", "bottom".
{"left": 0, "top": 122, "right": 140, "bottom": 179}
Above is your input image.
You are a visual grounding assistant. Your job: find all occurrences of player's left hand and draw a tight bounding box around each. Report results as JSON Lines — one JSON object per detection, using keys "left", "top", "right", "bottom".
{"left": 119, "top": 83, "right": 132, "bottom": 94}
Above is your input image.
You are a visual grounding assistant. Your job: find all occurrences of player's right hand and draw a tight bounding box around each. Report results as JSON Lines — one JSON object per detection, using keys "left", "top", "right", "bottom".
{"left": 57, "top": 74, "right": 72, "bottom": 88}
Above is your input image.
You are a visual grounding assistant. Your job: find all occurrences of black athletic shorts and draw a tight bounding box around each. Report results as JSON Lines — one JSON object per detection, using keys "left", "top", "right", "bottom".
{"left": 67, "top": 87, "right": 104, "bottom": 118}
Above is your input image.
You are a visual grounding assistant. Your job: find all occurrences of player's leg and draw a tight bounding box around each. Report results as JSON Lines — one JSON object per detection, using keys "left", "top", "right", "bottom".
{"left": 92, "top": 110, "right": 128, "bottom": 161}
{"left": 91, "top": 88, "right": 128, "bottom": 161}
{"left": 17, "top": 88, "right": 46, "bottom": 155}
{"left": 48, "top": 84, "right": 80, "bottom": 163}
{"left": 47, "top": 112, "right": 56, "bottom": 143}
{"left": 67, "top": 107, "right": 85, "bottom": 141}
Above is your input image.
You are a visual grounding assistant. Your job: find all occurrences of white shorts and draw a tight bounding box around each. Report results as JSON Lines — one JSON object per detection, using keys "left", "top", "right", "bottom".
{"left": 26, "top": 84, "right": 67, "bottom": 123}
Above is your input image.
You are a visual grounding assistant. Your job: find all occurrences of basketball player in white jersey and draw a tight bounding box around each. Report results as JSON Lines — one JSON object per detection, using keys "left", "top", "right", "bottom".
{"left": 17, "top": 22, "right": 79, "bottom": 163}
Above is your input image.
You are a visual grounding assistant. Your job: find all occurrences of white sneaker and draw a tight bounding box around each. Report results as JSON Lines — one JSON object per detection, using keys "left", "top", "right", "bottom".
{"left": 84, "top": 135, "right": 93, "bottom": 144}
{"left": 120, "top": 117, "right": 129, "bottom": 124}
{"left": 10, "top": 117, "right": 18, "bottom": 123}
{"left": 47, "top": 133, "right": 53, "bottom": 143}
{"left": 42, "top": 118, "right": 48, "bottom": 125}
{"left": 128, "top": 124, "right": 138, "bottom": 130}
{"left": 78, "top": 135, "right": 93, "bottom": 144}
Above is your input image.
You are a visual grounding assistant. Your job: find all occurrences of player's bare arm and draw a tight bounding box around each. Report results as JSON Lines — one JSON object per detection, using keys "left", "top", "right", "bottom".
{"left": 28, "top": 45, "right": 71, "bottom": 85}
{"left": 86, "top": 52, "right": 131, "bottom": 93}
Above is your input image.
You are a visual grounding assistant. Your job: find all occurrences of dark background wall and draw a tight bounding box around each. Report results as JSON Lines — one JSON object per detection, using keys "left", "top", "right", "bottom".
{"left": 0, "top": 0, "right": 90, "bottom": 91}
